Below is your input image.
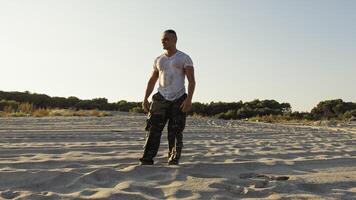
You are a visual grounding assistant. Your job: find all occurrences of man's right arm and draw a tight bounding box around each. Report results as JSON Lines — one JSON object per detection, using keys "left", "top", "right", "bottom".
{"left": 142, "top": 69, "right": 159, "bottom": 112}
{"left": 144, "top": 69, "right": 159, "bottom": 100}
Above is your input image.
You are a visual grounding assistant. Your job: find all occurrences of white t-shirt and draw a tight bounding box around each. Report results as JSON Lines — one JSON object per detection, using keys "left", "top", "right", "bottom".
{"left": 153, "top": 50, "right": 194, "bottom": 101}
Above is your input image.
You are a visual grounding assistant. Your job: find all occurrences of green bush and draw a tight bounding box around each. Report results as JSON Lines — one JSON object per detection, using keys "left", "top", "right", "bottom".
{"left": 0, "top": 100, "right": 19, "bottom": 112}
{"left": 342, "top": 109, "right": 356, "bottom": 119}
{"left": 130, "top": 106, "right": 145, "bottom": 113}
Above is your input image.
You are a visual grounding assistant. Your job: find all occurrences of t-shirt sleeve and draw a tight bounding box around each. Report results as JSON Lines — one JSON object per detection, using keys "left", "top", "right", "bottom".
{"left": 183, "top": 55, "right": 194, "bottom": 69}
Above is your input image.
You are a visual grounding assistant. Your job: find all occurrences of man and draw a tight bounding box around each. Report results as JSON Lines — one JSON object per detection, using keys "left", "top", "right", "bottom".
{"left": 139, "top": 29, "right": 196, "bottom": 165}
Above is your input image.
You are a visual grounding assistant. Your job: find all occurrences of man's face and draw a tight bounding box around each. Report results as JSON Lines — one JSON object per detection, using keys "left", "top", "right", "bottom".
{"left": 161, "top": 32, "right": 176, "bottom": 50}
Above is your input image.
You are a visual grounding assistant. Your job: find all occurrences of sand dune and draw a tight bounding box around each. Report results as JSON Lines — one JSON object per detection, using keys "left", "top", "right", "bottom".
{"left": 0, "top": 114, "right": 355, "bottom": 199}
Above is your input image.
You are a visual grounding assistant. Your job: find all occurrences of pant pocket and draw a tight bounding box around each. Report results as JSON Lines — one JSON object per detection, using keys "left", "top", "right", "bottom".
{"left": 145, "top": 114, "right": 167, "bottom": 132}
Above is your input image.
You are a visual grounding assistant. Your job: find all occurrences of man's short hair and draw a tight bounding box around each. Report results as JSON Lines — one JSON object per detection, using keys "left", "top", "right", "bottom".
{"left": 164, "top": 29, "right": 177, "bottom": 39}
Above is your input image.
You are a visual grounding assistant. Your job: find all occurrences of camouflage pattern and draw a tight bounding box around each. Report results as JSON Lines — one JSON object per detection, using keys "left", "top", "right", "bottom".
{"left": 141, "top": 92, "right": 187, "bottom": 162}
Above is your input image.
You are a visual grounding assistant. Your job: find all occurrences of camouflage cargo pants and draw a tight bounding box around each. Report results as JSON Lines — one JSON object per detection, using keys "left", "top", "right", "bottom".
{"left": 141, "top": 92, "right": 187, "bottom": 162}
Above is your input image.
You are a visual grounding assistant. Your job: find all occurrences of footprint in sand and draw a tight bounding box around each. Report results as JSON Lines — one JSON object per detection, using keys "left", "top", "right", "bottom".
{"left": 250, "top": 178, "right": 269, "bottom": 188}
{"left": 1, "top": 190, "right": 20, "bottom": 199}
{"left": 209, "top": 182, "right": 248, "bottom": 195}
{"left": 239, "top": 173, "right": 289, "bottom": 189}
{"left": 239, "top": 172, "right": 289, "bottom": 181}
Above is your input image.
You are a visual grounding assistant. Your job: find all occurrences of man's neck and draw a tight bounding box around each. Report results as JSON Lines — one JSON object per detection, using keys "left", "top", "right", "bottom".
{"left": 165, "top": 48, "right": 177, "bottom": 57}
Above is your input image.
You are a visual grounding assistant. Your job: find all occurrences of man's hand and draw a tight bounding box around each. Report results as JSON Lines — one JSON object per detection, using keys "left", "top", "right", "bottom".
{"left": 142, "top": 70, "right": 158, "bottom": 113}
{"left": 180, "top": 98, "right": 192, "bottom": 113}
{"left": 142, "top": 99, "right": 150, "bottom": 113}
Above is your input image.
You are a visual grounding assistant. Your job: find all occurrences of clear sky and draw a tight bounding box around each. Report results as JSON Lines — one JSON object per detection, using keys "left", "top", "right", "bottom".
{"left": 0, "top": 0, "right": 355, "bottom": 112}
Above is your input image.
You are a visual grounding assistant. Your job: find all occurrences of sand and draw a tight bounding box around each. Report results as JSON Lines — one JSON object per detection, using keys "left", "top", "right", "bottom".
{"left": 0, "top": 113, "right": 355, "bottom": 200}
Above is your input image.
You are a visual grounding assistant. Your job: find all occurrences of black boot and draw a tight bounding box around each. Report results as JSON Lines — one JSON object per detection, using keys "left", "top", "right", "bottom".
{"left": 139, "top": 158, "right": 154, "bottom": 165}
{"left": 168, "top": 145, "right": 174, "bottom": 159}
{"left": 168, "top": 146, "right": 182, "bottom": 165}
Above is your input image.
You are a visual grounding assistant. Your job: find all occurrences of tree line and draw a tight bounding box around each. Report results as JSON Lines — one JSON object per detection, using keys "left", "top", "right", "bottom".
{"left": 1, "top": 90, "right": 355, "bottom": 120}
{"left": 0, "top": 91, "right": 140, "bottom": 112}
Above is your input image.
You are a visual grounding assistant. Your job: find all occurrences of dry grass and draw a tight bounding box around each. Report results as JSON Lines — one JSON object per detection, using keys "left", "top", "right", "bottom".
{"left": 0, "top": 107, "right": 112, "bottom": 118}
{"left": 18, "top": 102, "right": 34, "bottom": 113}
{"left": 248, "top": 114, "right": 315, "bottom": 125}
{"left": 190, "top": 113, "right": 210, "bottom": 119}
{"left": 3, "top": 106, "right": 13, "bottom": 113}
{"left": 32, "top": 108, "right": 50, "bottom": 117}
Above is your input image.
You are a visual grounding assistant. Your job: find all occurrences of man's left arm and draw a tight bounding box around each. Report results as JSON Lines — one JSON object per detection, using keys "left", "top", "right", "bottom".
{"left": 180, "top": 66, "right": 196, "bottom": 112}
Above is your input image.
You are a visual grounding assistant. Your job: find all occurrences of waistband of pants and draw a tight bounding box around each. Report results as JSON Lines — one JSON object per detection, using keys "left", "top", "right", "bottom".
{"left": 157, "top": 91, "right": 187, "bottom": 103}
